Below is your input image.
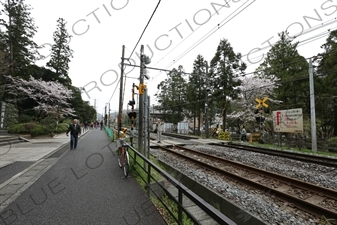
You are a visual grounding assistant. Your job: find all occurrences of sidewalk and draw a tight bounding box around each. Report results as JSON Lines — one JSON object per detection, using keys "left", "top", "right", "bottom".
{"left": 0, "top": 130, "right": 88, "bottom": 169}
{"left": 0, "top": 129, "right": 166, "bottom": 225}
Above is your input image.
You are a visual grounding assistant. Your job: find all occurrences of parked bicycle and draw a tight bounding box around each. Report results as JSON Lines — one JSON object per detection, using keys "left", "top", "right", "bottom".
{"left": 117, "top": 139, "right": 129, "bottom": 177}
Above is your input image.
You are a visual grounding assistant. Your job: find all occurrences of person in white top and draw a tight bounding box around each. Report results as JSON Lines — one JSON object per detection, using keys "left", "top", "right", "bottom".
{"left": 156, "top": 119, "right": 164, "bottom": 143}
{"left": 241, "top": 126, "right": 247, "bottom": 142}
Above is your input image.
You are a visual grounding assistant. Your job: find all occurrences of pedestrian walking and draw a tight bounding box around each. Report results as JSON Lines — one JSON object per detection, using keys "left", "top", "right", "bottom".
{"left": 100, "top": 120, "right": 103, "bottom": 130}
{"left": 66, "top": 119, "right": 81, "bottom": 150}
{"left": 156, "top": 119, "right": 164, "bottom": 143}
{"left": 84, "top": 121, "right": 88, "bottom": 131}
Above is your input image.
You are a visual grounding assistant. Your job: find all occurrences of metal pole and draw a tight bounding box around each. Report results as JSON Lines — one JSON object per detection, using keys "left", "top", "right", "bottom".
{"left": 104, "top": 105, "right": 107, "bottom": 126}
{"left": 118, "top": 45, "right": 125, "bottom": 139}
{"left": 138, "top": 45, "right": 144, "bottom": 155}
{"left": 205, "top": 62, "right": 209, "bottom": 138}
{"left": 108, "top": 103, "right": 111, "bottom": 128}
{"left": 309, "top": 58, "right": 317, "bottom": 152}
{"left": 143, "top": 88, "right": 148, "bottom": 158}
{"left": 147, "top": 95, "right": 151, "bottom": 160}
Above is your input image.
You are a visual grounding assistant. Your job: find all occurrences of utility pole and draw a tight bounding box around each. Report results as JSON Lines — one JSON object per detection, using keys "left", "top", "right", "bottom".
{"left": 309, "top": 58, "right": 317, "bottom": 152}
{"left": 138, "top": 45, "right": 145, "bottom": 154}
{"left": 108, "top": 103, "right": 111, "bottom": 128}
{"left": 104, "top": 105, "right": 107, "bottom": 126}
{"left": 118, "top": 45, "right": 125, "bottom": 139}
{"left": 205, "top": 62, "right": 210, "bottom": 138}
{"left": 93, "top": 99, "right": 97, "bottom": 120}
{"left": 128, "top": 83, "right": 137, "bottom": 146}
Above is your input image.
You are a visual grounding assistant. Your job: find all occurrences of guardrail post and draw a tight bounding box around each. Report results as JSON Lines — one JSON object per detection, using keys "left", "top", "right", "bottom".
{"left": 178, "top": 190, "right": 183, "bottom": 224}
{"left": 147, "top": 165, "right": 151, "bottom": 195}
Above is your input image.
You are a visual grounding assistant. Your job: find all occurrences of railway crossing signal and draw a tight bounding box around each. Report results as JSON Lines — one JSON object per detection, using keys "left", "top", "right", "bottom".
{"left": 255, "top": 97, "right": 268, "bottom": 109}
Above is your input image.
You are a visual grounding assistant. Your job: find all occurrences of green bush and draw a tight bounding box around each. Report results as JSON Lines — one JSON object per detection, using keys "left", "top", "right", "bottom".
{"left": 30, "top": 125, "right": 48, "bottom": 137}
{"left": 8, "top": 122, "right": 50, "bottom": 137}
{"left": 55, "top": 122, "right": 69, "bottom": 133}
{"left": 24, "top": 123, "right": 36, "bottom": 130}
{"left": 18, "top": 114, "right": 34, "bottom": 123}
{"left": 327, "top": 136, "right": 337, "bottom": 152}
{"left": 8, "top": 123, "right": 26, "bottom": 134}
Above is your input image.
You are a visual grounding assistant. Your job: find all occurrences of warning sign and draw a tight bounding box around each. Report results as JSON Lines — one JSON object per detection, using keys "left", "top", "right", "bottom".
{"left": 273, "top": 108, "right": 303, "bottom": 133}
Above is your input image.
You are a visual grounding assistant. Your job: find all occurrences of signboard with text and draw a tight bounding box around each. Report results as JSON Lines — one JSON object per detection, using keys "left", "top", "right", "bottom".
{"left": 273, "top": 108, "right": 303, "bottom": 133}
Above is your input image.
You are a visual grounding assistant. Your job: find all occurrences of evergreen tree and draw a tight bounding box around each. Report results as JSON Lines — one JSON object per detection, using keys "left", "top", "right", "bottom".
{"left": 0, "top": 0, "right": 40, "bottom": 79}
{"left": 210, "top": 38, "right": 246, "bottom": 130}
{"left": 186, "top": 54, "right": 207, "bottom": 135}
{"left": 155, "top": 66, "right": 187, "bottom": 123}
{"left": 316, "top": 30, "right": 337, "bottom": 137}
{"left": 257, "top": 32, "right": 309, "bottom": 113}
{"left": 46, "top": 18, "right": 73, "bottom": 86}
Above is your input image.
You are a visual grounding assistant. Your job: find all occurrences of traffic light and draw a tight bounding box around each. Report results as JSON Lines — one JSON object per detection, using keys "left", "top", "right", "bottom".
{"left": 128, "top": 100, "right": 135, "bottom": 106}
{"left": 144, "top": 55, "right": 151, "bottom": 65}
{"left": 128, "top": 112, "right": 137, "bottom": 119}
{"left": 255, "top": 117, "right": 265, "bottom": 123}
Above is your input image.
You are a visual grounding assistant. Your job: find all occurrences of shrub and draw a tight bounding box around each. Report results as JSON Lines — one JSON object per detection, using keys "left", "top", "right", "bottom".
{"left": 18, "top": 114, "right": 34, "bottom": 123}
{"left": 8, "top": 122, "right": 50, "bottom": 137}
{"left": 24, "top": 123, "right": 36, "bottom": 130}
{"left": 327, "top": 136, "right": 337, "bottom": 153}
{"left": 55, "top": 122, "right": 69, "bottom": 133}
{"left": 30, "top": 125, "right": 48, "bottom": 137}
{"left": 8, "top": 123, "right": 26, "bottom": 134}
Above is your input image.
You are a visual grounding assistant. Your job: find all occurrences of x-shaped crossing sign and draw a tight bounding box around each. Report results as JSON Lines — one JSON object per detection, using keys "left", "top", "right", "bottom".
{"left": 255, "top": 97, "right": 268, "bottom": 109}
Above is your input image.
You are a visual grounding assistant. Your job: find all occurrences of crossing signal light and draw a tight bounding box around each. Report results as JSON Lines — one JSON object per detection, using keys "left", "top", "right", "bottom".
{"left": 128, "top": 112, "right": 137, "bottom": 119}
{"left": 255, "top": 117, "right": 265, "bottom": 123}
{"left": 128, "top": 100, "right": 135, "bottom": 106}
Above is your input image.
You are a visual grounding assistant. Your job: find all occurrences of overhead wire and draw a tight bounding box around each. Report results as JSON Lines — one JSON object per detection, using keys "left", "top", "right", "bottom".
{"left": 150, "top": 0, "right": 256, "bottom": 81}
{"left": 153, "top": 15, "right": 337, "bottom": 81}
{"left": 108, "top": 1, "right": 161, "bottom": 104}
{"left": 128, "top": 0, "right": 162, "bottom": 60}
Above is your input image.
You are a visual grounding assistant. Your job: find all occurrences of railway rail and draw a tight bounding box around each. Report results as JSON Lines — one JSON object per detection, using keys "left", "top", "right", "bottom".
{"left": 211, "top": 142, "right": 337, "bottom": 168}
{"left": 162, "top": 132, "right": 199, "bottom": 140}
{"left": 158, "top": 145, "right": 337, "bottom": 222}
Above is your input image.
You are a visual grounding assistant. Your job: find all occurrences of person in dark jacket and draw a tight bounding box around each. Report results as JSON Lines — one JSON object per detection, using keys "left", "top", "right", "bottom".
{"left": 66, "top": 119, "right": 81, "bottom": 150}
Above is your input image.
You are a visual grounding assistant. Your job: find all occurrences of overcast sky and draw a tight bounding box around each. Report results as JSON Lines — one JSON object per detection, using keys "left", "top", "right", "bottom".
{"left": 25, "top": 0, "right": 337, "bottom": 115}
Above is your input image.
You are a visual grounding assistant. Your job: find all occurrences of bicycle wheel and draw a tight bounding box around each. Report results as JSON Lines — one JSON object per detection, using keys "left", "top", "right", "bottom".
{"left": 117, "top": 147, "right": 123, "bottom": 168}
{"left": 123, "top": 151, "right": 129, "bottom": 177}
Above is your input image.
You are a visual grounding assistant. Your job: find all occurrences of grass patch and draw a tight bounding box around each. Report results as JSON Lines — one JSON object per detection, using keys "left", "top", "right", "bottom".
{"left": 248, "top": 141, "right": 337, "bottom": 158}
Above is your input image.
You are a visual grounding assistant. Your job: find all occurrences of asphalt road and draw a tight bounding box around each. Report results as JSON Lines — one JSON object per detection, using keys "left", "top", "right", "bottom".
{"left": 0, "top": 129, "right": 166, "bottom": 225}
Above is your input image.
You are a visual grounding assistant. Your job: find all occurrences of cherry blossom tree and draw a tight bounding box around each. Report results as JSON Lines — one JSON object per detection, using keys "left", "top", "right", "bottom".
{"left": 227, "top": 74, "right": 281, "bottom": 130}
{"left": 4, "top": 75, "right": 75, "bottom": 120}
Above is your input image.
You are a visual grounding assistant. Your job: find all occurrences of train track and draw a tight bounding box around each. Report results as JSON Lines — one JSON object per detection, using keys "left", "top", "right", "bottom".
{"left": 162, "top": 132, "right": 199, "bottom": 140}
{"left": 158, "top": 145, "right": 337, "bottom": 222}
{"left": 211, "top": 142, "right": 337, "bottom": 168}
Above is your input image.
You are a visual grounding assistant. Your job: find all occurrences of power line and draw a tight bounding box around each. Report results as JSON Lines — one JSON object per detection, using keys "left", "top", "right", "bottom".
{"left": 128, "top": 0, "right": 161, "bottom": 60}
{"left": 170, "top": 0, "right": 255, "bottom": 68}
{"left": 153, "top": 14, "right": 337, "bottom": 81}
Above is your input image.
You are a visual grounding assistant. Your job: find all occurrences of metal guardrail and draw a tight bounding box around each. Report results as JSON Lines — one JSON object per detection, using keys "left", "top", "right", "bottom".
{"left": 124, "top": 143, "right": 236, "bottom": 225}
{"left": 104, "top": 126, "right": 114, "bottom": 141}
